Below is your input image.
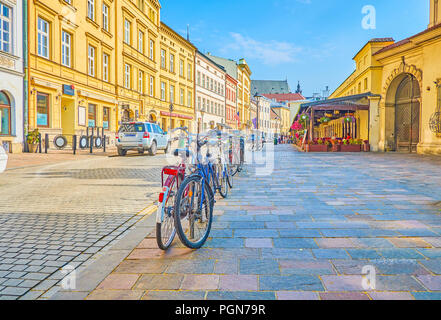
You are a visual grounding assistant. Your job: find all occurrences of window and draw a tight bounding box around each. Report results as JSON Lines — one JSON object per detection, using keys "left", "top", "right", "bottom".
{"left": 202, "top": 74, "right": 205, "bottom": 88}
{"left": 61, "top": 31, "right": 71, "bottom": 67}
{"left": 88, "top": 45, "right": 95, "bottom": 76}
{"left": 138, "top": 30, "right": 144, "bottom": 53}
{"left": 179, "top": 59, "right": 184, "bottom": 77}
{"left": 364, "top": 78, "right": 368, "bottom": 90}
{"left": 36, "top": 92, "right": 50, "bottom": 128}
{"left": 0, "top": 3, "right": 11, "bottom": 53}
{"left": 88, "top": 104, "right": 96, "bottom": 127}
{"left": 160, "top": 82, "right": 166, "bottom": 101}
{"left": 102, "top": 4, "right": 109, "bottom": 31}
{"left": 37, "top": 17, "right": 49, "bottom": 58}
{"left": 170, "top": 54, "right": 174, "bottom": 73}
{"left": 0, "top": 91, "right": 11, "bottom": 135}
{"left": 138, "top": 70, "right": 143, "bottom": 94}
{"left": 124, "top": 19, "right": 131, "bottom": 44}
{"left": 180, "top": 88, "right": 184, "bottom": 105}
{"left": 87, "top": 0, "right": 95, "bottom": 21}
{"left": 103, "top": 107, "right": 110, "bottom": 129}
{"left": 197, "top": 72, "right": 201, "bottom": 86}
{"left": 103, "top": 53, "right": 109, "bottom": 82}
{"left": 124, "top": 64, "right": 131, "bottom": 88}
{"left": 149, "top": 40, "right": 154, "bottom": 60}
{"left": 188, "top": 63, "right": 192, "bottom": 80}
{"left": 170, "top": 85, "right": 174, "bottom": 103}
{"left": 161, "top": 49, "right": 166, "bottom": 68}
{"left": 150, "top": 76, "right": 154, "bottom": 96}
{"left": 187, "top": 91, "right": 192, "bottom": 107}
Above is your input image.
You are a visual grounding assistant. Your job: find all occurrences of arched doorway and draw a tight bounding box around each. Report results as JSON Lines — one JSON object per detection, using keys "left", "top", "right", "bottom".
{"left": 394, "top": 75, "right": 421, "bottom": 153}
{"left": 0, "top": 91, "right": 11, "bottom": 136}
{"left": 149, "top": 113, "right": 157, "bottom": 123}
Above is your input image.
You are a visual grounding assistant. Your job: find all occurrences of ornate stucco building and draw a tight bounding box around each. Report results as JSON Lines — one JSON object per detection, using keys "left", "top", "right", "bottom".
{"left": 304, "top": 0, "right": 441, "bottom": 154}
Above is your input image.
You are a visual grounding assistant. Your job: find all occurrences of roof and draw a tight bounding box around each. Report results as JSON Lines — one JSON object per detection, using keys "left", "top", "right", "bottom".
{"left": 352, "top": 38, "right": 395, "bottom": 60}
{"left": 262, "top": 93, "right": 305, "bottom": 102}
{"left": 374, "top": 23, "right": 441, "bottom": 56}
{"left": 301, "top": 92, "right": 379, "bottom": 108}
{"left": 251, "top": 80, "right": 291, "bottom": 96}
{"left": 205, "top": 54, "right": 238, "bottom": 79}
{"left": 196, "top": 51, "right": 226, "bottom": 73}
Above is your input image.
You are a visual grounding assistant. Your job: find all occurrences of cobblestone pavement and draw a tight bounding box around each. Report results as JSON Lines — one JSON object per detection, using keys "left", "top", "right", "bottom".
{"left": 86, "top": 145, "right": 441, "bottom": 300}
{"left": 0, "top": 153, "right": 166, "bottom": 300}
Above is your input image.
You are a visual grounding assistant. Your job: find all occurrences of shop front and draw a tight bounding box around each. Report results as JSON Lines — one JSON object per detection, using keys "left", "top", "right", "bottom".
{"left": 297, "top": 94, "right": 374, "bottom": 152}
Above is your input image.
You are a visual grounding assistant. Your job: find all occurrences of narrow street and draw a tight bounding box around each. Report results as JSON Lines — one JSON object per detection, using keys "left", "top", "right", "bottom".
{"left": 79, "top": 145, "right": 441, "bottom": 300}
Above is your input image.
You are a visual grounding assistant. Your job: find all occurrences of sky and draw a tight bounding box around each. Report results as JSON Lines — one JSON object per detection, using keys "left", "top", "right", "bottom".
{"left": 161, "top": 0, "right": 429, "bottom": 97}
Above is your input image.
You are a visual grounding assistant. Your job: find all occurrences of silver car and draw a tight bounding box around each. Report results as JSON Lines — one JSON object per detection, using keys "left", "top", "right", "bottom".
{"left": 116, "top": 122, "right": 169, "bottom": 156}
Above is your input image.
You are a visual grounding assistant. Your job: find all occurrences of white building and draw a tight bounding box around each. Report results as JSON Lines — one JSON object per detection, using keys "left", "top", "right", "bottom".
{"left": 256, "top": 95, "right": 273, "bottom": 139}
{"left": 0, "top": 0, "right": 24, "bottom": 153}
{"left": 195, "top": 52, "right": 226, "bottom": 132}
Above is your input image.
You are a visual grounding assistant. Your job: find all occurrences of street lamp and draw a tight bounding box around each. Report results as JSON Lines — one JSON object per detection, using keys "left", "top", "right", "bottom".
{"left": 169, "top": 103, "right": 174, "bottom": 133}
{"left": 254, "top": 92, "right": 260, "bottom": 131}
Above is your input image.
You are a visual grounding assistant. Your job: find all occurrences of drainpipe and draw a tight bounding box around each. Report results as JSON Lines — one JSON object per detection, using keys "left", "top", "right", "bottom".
{"left": 23, "top": 0, "right": 29, "bottom": 151}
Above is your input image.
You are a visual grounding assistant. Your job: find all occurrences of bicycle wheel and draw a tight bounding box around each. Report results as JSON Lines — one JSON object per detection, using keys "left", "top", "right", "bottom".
{"left": 174, "top": 175, "right": 213, "bottom": 249}
{"left": 156, "top": 176, "right": 179, "bottom": 250}
{"left": 218, "top": 164, "right": 229, "bottom": 198}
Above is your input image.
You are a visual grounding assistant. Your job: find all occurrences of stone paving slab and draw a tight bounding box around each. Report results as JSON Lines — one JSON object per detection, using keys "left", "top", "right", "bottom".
{"left": 0, "top": 153, "right": 165, "bottom": 300}
{"left": 80, "top": 146, "right": 441, "bottom": 300}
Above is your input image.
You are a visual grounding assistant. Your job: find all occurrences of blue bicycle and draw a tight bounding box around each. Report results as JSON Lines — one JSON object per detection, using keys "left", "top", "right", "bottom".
{"left": 173, "top": 135, "right": 216, "bottom": 249}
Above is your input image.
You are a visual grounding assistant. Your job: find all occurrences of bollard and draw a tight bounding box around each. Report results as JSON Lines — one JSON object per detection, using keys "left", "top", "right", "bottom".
{"left": 38, "top": 133, "right": 42, "bottom": 153}
{"left": 90, "top": 135, "right": 93, "bottom": 154}
{"left": 73, "top": 135, "right": 77, "bottom": 155}
{"left": 45, "top": 133, "right": 49, "bottom": 154}
{"left": 103, "top": 135, "right": 106, "bottom": 153}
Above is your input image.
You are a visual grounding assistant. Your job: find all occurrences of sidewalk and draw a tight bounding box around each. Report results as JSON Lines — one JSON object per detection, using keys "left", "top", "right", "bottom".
{"left": 5, "top": 148, "right": 117, "bottom": 171}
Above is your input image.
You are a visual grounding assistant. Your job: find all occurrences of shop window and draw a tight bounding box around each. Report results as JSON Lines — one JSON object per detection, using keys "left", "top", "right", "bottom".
{"left": 36, "top": 92, "right": 50, "bottom": 128}
{"left": 88, "top": 104, "right": 96, "bottom": 127}
{"left": 0, "top": 91, "right": 11, "bottom": 135}
{"left": 103, "top": 107, "right": 110, "bottom": 129}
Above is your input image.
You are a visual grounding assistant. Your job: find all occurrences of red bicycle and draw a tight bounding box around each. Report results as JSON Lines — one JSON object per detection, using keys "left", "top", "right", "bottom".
{"left": 156, "top": 127, "right": 191, "bottom": 250}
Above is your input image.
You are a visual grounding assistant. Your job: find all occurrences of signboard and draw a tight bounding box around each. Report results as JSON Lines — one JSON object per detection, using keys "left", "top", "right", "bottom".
{"left": 78, "top": 106, "right": 86, "bottom": 126}
{"left": 37, "top": 113, "right": 48, "bottom": 126}
{"left": 88, "top": 120, "right": 96, "bottom": 127}
{"left": 63, "top": 85, "right": 75, "bottom": 96}
{"left": 103, "top": 121, "right": 109, "bottom": 129}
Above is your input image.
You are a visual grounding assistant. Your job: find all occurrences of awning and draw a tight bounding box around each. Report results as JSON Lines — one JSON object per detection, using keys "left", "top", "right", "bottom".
{"left": 160, "top": 111, "right": 193, "bottom": 120}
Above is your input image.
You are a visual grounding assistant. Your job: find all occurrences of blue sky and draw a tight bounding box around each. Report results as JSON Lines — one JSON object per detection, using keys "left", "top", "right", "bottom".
{"left": 161, "top": 0, "right": 429, "bottom": 97}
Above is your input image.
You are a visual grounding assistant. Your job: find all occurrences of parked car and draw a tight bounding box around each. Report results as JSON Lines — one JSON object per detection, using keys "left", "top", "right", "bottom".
{"left": 116, "top": 122, "right": 170, "bottom": 156}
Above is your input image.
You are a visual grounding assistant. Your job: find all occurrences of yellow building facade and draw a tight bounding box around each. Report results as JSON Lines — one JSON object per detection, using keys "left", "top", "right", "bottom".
{"left": 237, "top": 59, "right": 251, "bottom": 131}
{"left": 29, "top": 0, "right": 119, "bottom": 144}
{"left": 319, "top": 39, "right": 394, "bottom": 145}
{"left": 323, "top": 1, "right": 441, "bottom": 155}
{"left": 28, "top": 0, "right": 196, "bottom": 149}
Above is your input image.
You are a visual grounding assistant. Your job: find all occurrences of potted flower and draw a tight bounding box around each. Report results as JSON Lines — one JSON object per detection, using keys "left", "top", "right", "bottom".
{"left": 341, "top": 138, "right": 362, "bottom": 152}
{"left": 27, "top": 129, "right": 40, "bottom": 153}
{"left": 306, "top": 139, "right": 328, "bottom": 152}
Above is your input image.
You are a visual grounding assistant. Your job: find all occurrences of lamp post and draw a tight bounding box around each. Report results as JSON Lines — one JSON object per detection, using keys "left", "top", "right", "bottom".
{"left": 169, "top": 103, "right": 174, "bottom": 133}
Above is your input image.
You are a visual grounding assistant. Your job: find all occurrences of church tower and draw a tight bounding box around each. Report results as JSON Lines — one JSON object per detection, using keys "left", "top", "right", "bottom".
{"left": 429, "top": 0, "right": 440, "bottom": 28}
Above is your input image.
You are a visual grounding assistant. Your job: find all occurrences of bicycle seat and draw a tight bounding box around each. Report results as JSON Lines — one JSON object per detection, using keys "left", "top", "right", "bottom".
{"left": 174, "top": 149, "right": 191, "bottom": 158}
